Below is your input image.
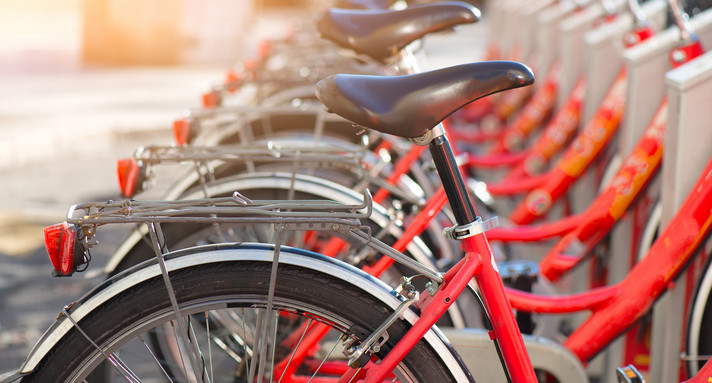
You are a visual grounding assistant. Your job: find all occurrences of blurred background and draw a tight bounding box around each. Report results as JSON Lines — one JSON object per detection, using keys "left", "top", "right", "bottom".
{"left": 0, "top": 0, "right": 310, "bottom": 371}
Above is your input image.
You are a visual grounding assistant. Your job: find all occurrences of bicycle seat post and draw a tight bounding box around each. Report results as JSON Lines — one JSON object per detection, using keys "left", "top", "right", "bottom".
{"left": 425, "top": 125, "right": 477, "bottom": 225}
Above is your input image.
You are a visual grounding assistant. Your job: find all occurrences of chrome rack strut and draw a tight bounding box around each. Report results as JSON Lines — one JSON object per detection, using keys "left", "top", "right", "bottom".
{"left": 255, "top": 223, "right": 284, "bottom": 383}
{"left": 147, "top": 221, "right": 205, "bottom": 381}
{"left": 60, "top": 306, "right": 141, "bottom": 382}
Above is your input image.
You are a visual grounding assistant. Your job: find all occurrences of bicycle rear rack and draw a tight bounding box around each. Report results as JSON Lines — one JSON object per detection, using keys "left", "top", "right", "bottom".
{"left": 66, "top": 190, "right": 372, "bottom": 227}
{"left": 61, "top": 190, "right": 443, "bottom": 284}
{"left": 133, "top": 141, "right": 365, "bottom": 169}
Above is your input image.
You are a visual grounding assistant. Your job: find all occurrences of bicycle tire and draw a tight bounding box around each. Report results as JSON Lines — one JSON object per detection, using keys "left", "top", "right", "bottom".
{"left": 20, "top": 245, "right": 466, "bottom": 382}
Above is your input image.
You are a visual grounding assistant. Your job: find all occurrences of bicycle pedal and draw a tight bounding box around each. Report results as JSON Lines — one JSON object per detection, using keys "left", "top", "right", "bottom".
{"left": 616, "top": 365, "right": 645, "bottom": 383}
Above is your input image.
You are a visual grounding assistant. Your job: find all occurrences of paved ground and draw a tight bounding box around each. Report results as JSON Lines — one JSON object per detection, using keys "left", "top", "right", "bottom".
{"left": 0, "top": 1, "right": 487, "bottom": 373}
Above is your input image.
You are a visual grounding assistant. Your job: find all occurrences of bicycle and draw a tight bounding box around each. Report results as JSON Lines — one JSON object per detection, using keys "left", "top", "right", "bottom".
{"left": 0, "top": 48, "right": 710, "bottom": 382}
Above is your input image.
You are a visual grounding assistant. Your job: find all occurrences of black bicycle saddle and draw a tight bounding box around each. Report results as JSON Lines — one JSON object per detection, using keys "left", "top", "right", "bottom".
{"left": 315, "top": 61, "right": 535, "bottom": 139}
{"left": 316, "top": 2, "right": 480, "bottom": 62}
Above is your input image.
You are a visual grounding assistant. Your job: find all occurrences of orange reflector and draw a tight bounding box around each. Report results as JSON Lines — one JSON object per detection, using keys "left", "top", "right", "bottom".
{"left": 243, "top": 59, "right": 257, "bottom": 72}
{"left": 225, "top": 70, "right": 241, "bottom": 93}
{"left": 173, "top": 118, "right": 192, "bottom": 146}
{"left": 257, "top": 40, "right": 271, "bottom": 60}
{"left": 44, "top": 222, "right": 78, "bottom": 276}
{"left": 201, "top": 91, "right": 220, "bottom": 109}
{"left": 117, "top": 157, "right": 143, "bottom": 198}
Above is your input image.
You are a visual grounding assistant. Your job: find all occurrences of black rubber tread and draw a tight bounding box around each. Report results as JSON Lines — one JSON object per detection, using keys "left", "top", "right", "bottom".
{"left": 22, "top": 261, "right": 457, "bottom": 382}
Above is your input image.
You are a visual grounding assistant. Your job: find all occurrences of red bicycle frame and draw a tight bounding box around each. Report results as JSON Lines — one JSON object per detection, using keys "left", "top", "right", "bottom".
{"left": 539, "top": 98, "right": 667, "bottom": 281}
{"left": 507, "top": 66, "right": 629, "bottom": 223}
{"left": 325, "top": 38, "right": 711, "bottom": 383}
{"left": 507, "top": 150, "right": 712, "bottom": 368}
{"left": 275, "top": 120, "right": 712, "bottom": 382}
{"left": 338, "top": 108, "right": 712, "bottom": 383}
{"left": 345, "top": 132, "right": 540, "bottom": 382}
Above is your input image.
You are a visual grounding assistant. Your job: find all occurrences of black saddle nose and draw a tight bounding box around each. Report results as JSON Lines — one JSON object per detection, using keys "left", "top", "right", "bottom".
{"left": 316, "top": 61, "right": 535, "bottom": 139}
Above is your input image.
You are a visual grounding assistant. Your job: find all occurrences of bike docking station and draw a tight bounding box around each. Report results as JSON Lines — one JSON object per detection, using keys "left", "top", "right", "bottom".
{"left": 511, "top": 0, "right": 556, "bottom": 69}
{"left": 441, "top": 1, "right": 712, "bottom": 382}
{"left": 655, "top": 50, "right": 712, "bottom": 382}
{"left": 571, "top": 5, "right": 712, "bottom": 382}
{"left": 535, "top": 0, "right": 578, "bottom": 78}
{"left": 567, "top": 0, "right": 667, "bottom": 217}
{"left": 613, "top": 8, "right": 712, "bottom": 383}
{"left": 566, "top": 1, "right": 671, "bottom": 380}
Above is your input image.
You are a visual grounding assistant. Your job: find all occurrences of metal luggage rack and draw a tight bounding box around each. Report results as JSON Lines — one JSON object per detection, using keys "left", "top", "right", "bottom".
{"left": 185, "top": 104, "right": 332, "bottom": 121}
{"left": 66, "top": 190, "right": 372, "bottom": 228}
{"left": 130, "top": 139, "right": 424, "bottom": 206}
{"left": 184, "top": 104, "right": 349, "bottom": 132}
{"left": 64, "top": 190, "right": 443, "bottom": 282}
{"left": 180, "top": 104, "right": 374, "bottom": 147}
{"left": 132, "top": 141, "right": 366, "bottom": 169}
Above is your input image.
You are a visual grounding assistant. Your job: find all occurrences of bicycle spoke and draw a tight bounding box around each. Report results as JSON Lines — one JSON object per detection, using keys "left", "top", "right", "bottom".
{"left": 169, "top": 320, "right": 190, "bottom": 379}
{"left": 270, "top": 313, "right": 279, "bottom": 383}
{"left": 138, "top": 334, "right": 175, "bottom": 382}
{"left": 255, "top": 227, "right": 284, "bottom": 381}
{"left": 187, "top": 316, "right": 211, "bottom": 382}
{"left": 220, "top": 309, "right": 254, "bottom": 360}
{"left": 681, "top": 355, "right": 712, "bottom": 361}
{"left": 256, "top": 306, "right": 279, "bottom": 382}
{"left": 61, "top": 307, "right": 141, "bottom": 382}
{"left": 277, "top": 318, "right": 314, "bottom": 383}
{"left": 205, "top": 312, "right": 214, "bottom": 383}
{"left": 148, "top": 222, "right": 203, "bottom": 381}
{"left": 106, "top": 353, "right": 141, "bottom": 382}
{"left": 347, "top": 367, "right": 364, "bottom": 383}
{"left": 248, "top": 308, "right": 264, "bottom": 382}
{"left": 308, "top": 334, "right": 342, "bottom": 383}
{"left": 241, "top": 307, "right": 251, "bottom": 380}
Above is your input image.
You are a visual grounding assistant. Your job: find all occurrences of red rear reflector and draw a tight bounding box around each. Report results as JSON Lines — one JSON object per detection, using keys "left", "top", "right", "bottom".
{"left": 257, "top": 40, "right": 271, "bottom": 60}
{"left": 44, "top": 222, "right": 79, "bottom": 276}
{"left": 173, "top": 117, "right": 192, "bottom": 146}
{"left": 201, "top": 91, "right": 220, "bottom": 109}
{"left": 670, "top": 40, "right": 704, "bottom": 68}
{"left": 243, "top": 59, "right": 257, "bottom": 72}
{"left": 623, "top": 26, "right": 654, "bottom": 48}
{"left": 117, "top": 157, "right": 143, "bottom": 198}
{"left": 225, "top": 70, "right": 241, "bottom": 94}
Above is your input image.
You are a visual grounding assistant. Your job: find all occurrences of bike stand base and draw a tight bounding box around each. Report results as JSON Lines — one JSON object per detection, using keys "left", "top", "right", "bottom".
{"left": 440, "top": 327, "right": 587, "bottom": 382}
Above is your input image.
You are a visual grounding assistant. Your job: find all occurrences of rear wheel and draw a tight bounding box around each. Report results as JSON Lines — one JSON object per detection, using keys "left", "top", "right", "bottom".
{"left": 22, "top": 259, "right": 459, "bottom": 382}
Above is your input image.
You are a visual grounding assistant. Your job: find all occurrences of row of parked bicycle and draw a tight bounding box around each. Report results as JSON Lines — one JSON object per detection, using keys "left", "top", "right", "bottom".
{"left": 2, "top": 0, "right": 712, "bottom": 382}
